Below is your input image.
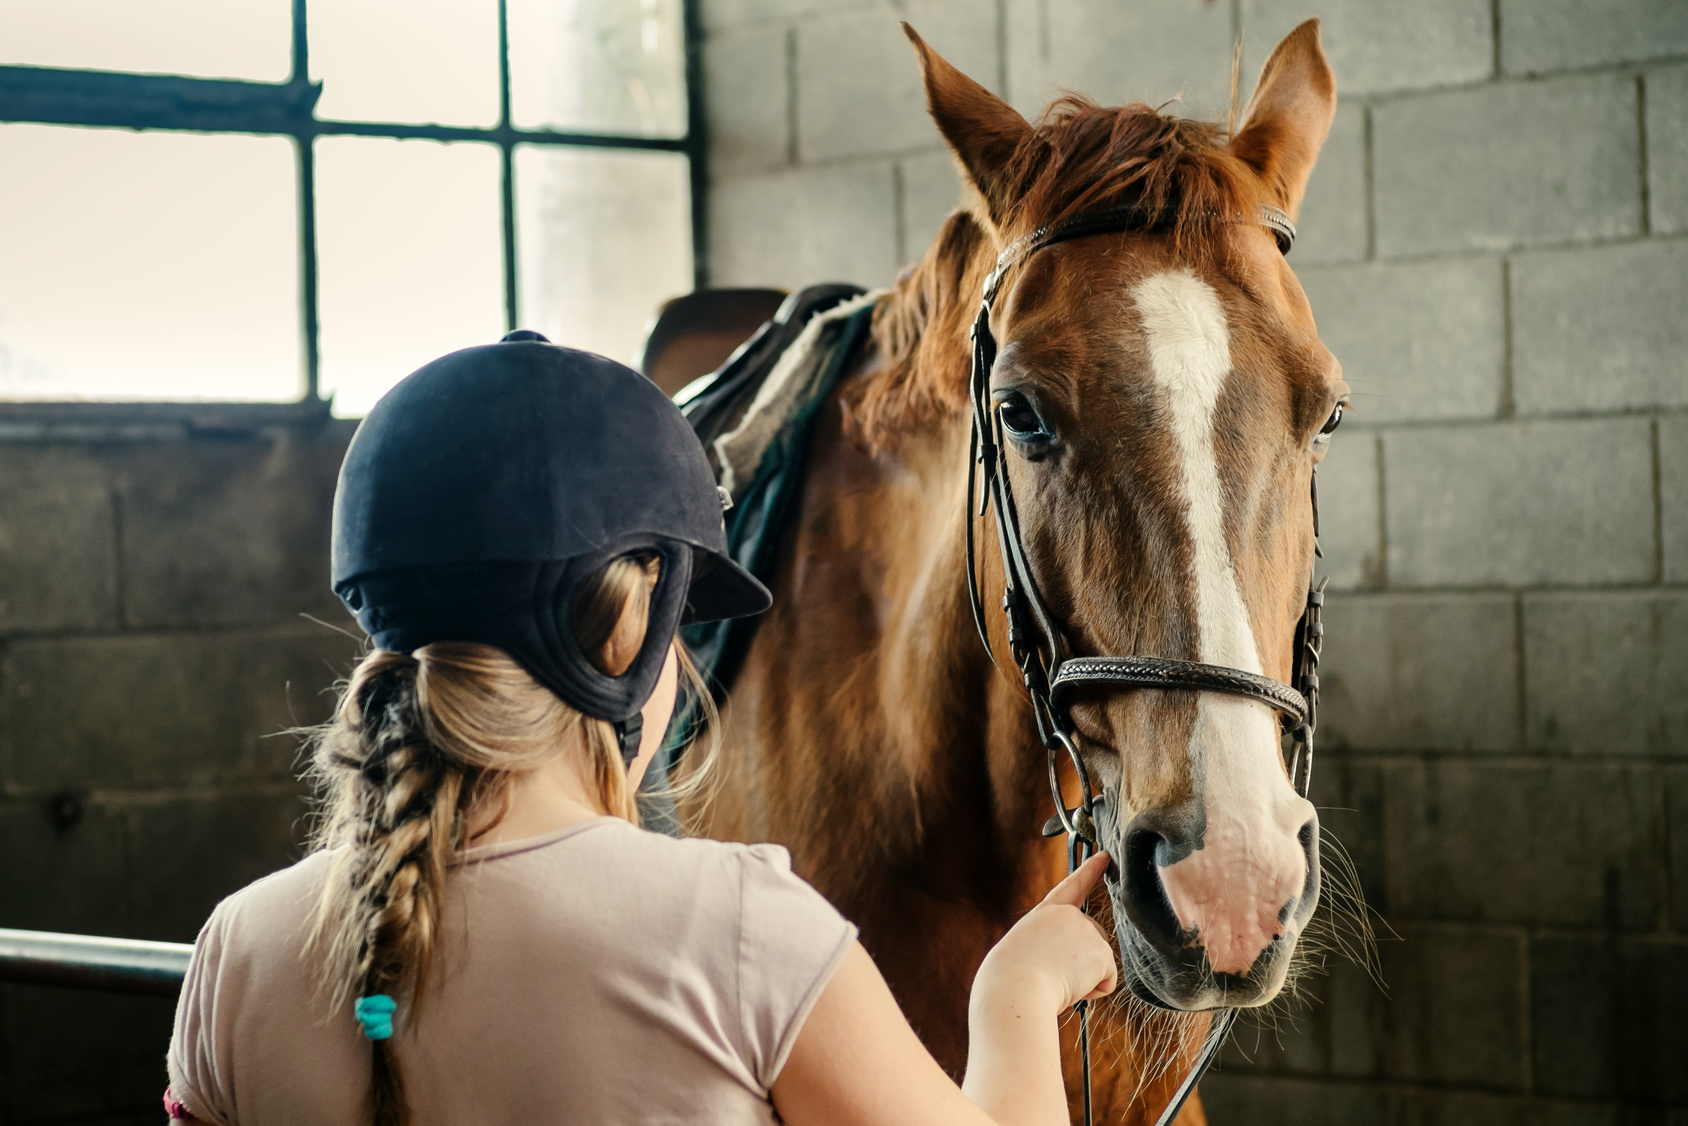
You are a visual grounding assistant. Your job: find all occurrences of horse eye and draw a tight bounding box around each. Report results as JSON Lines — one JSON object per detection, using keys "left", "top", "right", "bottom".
{"left": 1319, "top": 403, "right": 1345, "bottom": 435}
{"left": 998, "top": 394, "right": 1046, "bottom": 440}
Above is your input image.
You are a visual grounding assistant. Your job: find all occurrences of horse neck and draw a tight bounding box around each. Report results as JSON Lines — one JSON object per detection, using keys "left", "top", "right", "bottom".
{"left": 819, "top": 313, "right": 1060, "bottom": 916}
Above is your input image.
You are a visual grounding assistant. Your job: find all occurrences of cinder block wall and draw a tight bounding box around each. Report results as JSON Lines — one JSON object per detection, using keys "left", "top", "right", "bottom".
{"left": 0, "top": 418, "right": 361, "bottom": 1122}
{"left": 701, "top": 0, "right": 1687, "bottom": 1119}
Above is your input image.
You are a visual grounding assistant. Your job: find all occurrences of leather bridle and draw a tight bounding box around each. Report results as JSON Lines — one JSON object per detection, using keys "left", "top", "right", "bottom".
{"left": 962, "top": 203, "right": 1327, "bottom": 1126}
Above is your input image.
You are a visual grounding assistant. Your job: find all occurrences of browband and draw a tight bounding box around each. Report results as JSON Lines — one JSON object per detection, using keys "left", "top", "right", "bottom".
{"left": 982, "top": 203, "right": 1297, "bottom": 305}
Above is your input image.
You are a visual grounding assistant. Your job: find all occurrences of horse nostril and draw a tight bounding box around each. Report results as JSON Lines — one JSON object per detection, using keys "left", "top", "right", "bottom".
{"left": 1122, "top": 827, "right": 1186, "bottom": 946}
{"left": 1293, "top": 813, "right": 1322, "bottom": 925}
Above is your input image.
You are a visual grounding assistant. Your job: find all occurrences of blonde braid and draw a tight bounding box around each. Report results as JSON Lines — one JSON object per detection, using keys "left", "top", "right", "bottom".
{"left": 307, "top": 653, "right": 477, "bottom": 1126}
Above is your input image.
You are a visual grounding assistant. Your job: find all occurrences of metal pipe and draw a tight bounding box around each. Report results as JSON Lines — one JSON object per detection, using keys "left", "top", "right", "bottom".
{"left": 0, "top": 928, "right": 192, "bottom": 998}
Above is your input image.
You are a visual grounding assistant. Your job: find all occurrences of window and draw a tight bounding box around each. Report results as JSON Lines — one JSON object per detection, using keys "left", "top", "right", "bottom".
{"left": 0, "top": 0, "right": 702, "bottom": 416}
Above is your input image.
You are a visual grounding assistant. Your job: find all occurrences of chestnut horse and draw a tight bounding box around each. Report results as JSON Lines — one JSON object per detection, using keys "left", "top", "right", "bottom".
{"left": 684, "top": 20, "right": 1343, "bottom": 1124}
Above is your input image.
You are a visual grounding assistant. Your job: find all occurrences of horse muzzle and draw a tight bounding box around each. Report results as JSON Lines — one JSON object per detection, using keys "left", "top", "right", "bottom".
{"left": 1100, "top": 801, "right": 1322, "bottom": 1011}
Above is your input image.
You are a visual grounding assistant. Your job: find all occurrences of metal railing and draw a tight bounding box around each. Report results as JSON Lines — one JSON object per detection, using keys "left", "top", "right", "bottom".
{"left": 0, "top": 927, "right": 191, "bottom": 998}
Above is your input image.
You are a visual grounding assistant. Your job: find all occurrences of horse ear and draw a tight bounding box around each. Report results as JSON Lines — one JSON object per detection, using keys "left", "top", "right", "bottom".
{"left": 903, "top": 23, "right": 1039, "bottom": 230}
{"left": 1228, "top": 18, "right": 1337, "bottom": 218}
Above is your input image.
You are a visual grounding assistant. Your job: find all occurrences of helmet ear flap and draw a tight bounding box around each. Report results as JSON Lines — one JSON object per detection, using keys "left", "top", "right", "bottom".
{"left": 528, "top": 538, "right": 694, "bottom": 737}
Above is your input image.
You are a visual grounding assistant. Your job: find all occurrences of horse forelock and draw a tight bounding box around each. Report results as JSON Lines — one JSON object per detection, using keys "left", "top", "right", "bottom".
{"left": 853, "top": 98, "right": 1266, "bottom": 455}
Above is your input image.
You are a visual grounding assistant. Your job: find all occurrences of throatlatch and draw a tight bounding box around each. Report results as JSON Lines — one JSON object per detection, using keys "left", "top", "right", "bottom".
{"left": 962, "top": 204, "right": 1326, "bottom": 1126}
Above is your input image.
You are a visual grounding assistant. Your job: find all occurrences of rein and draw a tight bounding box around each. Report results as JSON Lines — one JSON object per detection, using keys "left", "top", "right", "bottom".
{"left": 962, "top": 202, "right": 1325, "bottom": 1126}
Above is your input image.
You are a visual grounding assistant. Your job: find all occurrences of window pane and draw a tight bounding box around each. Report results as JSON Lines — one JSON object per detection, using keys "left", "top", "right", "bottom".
{"left": 310, "top": 0, "right": 500, "bottom": 127}
{"left": 0, "top": 0, "right": 291, "bottom": 80}
{"left": 316, "top": 137, "right": 504, "bottom": 417}
{"left": 514, "top": 146, "right": 691, "bottom": 367}
{"left": 508, "top": 0, "right": 687, "bottom": 138}
{"left": 0, "top": 125, "right": 300, "bottom": 401}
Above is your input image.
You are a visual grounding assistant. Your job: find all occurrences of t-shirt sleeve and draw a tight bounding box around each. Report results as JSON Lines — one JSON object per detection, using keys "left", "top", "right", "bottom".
{"left": 166, "top": 904, "right": 238, "bottom": 1126}
{"left": 734, "top": 843, "right": 857, "bottom": 1090}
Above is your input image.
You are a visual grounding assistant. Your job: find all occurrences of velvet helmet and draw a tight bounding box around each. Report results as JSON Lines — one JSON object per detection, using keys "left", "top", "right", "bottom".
{"left": 330, "top": 330, "right": 772, "bottom": 762}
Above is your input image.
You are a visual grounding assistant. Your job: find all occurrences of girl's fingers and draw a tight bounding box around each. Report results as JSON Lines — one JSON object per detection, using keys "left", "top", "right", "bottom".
{"left": 1041, "top": 850, "right": 1111, "bottom": 908}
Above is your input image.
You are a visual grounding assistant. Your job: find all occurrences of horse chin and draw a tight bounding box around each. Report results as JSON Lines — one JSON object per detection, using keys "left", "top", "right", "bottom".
{"left": 1115, "top": 924, "right": 1300, "bottom": 1011}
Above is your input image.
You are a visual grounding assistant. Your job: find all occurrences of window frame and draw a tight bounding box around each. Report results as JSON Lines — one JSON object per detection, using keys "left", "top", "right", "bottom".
{"left": 0, "top": 0, "right": 709, "bottom": 407}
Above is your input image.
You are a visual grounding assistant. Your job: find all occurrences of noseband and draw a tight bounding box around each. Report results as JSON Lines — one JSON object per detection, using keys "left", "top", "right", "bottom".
{"left": 962, "top": 203, "right": 1326, "bottom": 1126}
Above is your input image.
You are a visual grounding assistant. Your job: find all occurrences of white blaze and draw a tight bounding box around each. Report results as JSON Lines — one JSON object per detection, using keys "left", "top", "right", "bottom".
{"left": 1130, "top": 269, "right": 1312, "bottom": 977}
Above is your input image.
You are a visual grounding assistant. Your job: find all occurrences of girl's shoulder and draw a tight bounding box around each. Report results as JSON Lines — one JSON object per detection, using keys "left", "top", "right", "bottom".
{"left": 188, "top": 849, "right": 341, "bottom": 971}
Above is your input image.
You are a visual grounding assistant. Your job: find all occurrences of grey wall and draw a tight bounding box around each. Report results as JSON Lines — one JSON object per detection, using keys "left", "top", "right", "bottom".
{"left": 700, "top": 0, "right": 1688, "bottom": 1120}
{"left": 0, "top": 414, "right": 360, "bottom": 1123}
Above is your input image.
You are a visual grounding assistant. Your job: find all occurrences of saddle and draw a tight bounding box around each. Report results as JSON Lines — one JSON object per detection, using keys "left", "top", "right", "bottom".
{"left": 677, "top": 283, "right": 877, "bottom": 687}
{"left": 639, "top": 283, "right": 879, "bottom": 830}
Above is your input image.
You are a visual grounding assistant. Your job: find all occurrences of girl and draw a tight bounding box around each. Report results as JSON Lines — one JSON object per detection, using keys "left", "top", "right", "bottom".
{"left": 165, "top": 334, "right": 1115, "bottom": 1126}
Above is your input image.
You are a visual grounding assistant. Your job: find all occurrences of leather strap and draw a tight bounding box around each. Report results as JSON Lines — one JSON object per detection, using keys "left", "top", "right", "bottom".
{"left": 1051, "top": 656, "right": 1309, "bottom": 729}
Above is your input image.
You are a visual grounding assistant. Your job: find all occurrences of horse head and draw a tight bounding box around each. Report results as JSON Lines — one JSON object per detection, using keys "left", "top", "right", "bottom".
{"left": 904, "top": 20, "right": 1344, "bottom": 1012}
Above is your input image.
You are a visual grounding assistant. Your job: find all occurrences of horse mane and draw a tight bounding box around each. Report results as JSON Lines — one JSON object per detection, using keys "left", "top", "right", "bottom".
{"left": 848, "top": 96, "right": 1259, "bottom": 453}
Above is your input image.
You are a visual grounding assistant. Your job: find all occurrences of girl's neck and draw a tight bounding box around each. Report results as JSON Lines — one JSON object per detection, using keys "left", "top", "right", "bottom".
{"left": 471, "top": 753, "right": 611, "bottom": 846}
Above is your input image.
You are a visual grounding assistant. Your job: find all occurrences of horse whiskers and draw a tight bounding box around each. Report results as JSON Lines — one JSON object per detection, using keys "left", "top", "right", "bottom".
{"left": 1222, "top": 825, "right": 1396, "bottom": 1058}
{"left": 1085, "top": 987, "right": 1208, "bottom": 1105}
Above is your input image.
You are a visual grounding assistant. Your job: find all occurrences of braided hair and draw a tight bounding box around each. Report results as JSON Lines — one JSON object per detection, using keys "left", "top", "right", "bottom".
{"left": 303, "top": 554, "right": 709, "bottom": 1126}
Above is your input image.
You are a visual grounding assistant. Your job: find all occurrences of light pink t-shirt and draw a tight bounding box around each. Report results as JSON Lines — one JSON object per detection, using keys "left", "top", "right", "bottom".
{"left": 167, "top": 817, "right": 856, "bottom": 1125}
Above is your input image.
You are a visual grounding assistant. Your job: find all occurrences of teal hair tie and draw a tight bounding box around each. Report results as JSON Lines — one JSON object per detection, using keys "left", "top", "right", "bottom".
{"left": 354, "top": 994, "right": 397, "bottom": 1041}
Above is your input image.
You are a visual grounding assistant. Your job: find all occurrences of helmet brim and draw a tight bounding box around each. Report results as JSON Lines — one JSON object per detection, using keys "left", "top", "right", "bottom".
{"left": 686, "top": 550, "right": 773, "bottom": 624}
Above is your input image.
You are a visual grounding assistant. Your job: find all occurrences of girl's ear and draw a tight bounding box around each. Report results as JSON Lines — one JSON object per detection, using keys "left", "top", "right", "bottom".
{"left": 1227, "top": 18, "right": 1338, "bottom": 219}
{"left": 903, "top": 23, "right": 1045, "bottom": 231}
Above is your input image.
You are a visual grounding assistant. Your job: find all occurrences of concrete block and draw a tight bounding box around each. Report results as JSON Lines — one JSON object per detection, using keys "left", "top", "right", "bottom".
{"left": 1317, "top": 594, "right": 1520, "bottom": 753}
{"left": 1395, "top": 1091, "right": 1627, "bottom": 1126}
{"left": 1647, "top": 64, "right": 1688, "bottom": 235}
{"left": 1383, "top": 760, "right": 1665, "bottom": 927}
{"left": 709, "top": 162, "right": 900, "bottom": 288}
{"left": 109, "top": 431, "right": 349, "bottom": 629}
{"left": 1373, "top": 74, "right": 1641, "bottom": 257}
{"left": 1381, "top": 926, "right": 1529, "bottom": 1087}
{"left": 1670, "top": 767, "right": 1688, "bottom": 931}
{"left": 1665, "top": 415, "right": 1688, "bottom": 584}
{"left": 1524, "top": 593, "right": 1688, "bottom": 756}
{"left": 0, "top": 626, "right": 360, "bottom": 791}
{"left": 1163, "top": 1077, "right": 1626, "bottom": 1126}
{"left": 1218, "top": 925, "right": 1525, "bottom": 1086}
{"left": 125, "top": 790, "right": 308, "bottom": 943}
{"left": 1008, "top": 0, "right": 1234, "bottom": 124}
{"left": 0, "top": 797, "right": 129, "bottom": 936}
{"left": 795, "top": 1, "right": 1000, "bottom": 164}
{"left": 1001, "top": 0, "right": 1044, "bottom": 120}
{"left": 1292, "top": 101, "right": 1368, "bottom": 266}
{"left": 1300, "top": 256, "right": 1505, "bottom": 425}
{"left": 2, "top": 983, "right": 176, "bottom": 1123}
{"left": 1201, "top": 1075, "right": 1394, "bottom": 1124}
{"left": 1512, "top": 239, "right": 1688, "bottom": 414}
{"left": 705, "top": 24, "right": 791, "bottom": 175}
{"left": 0, "top": 446, "right": 117, "bottom": 633}
{"left": 1531, "top": 935, "right": 1688, "bottom": 1102}
{"left": 1315, "top": 431, "right": 1381, "bottom": 591}
{"left": 1501, "top": 0, "right": 1688, "bottom": 73}
{"left": 1241, "top": 0, "right": 1492, "bottom": 97}
{"left": 1383, "top": 418, "right": 1655, "bottom": 586}
{"left": 898, "top": 147, "right": 962, "bottom": 266}
{"left": 700, "top": 0, "right": 868, "bottom": 35}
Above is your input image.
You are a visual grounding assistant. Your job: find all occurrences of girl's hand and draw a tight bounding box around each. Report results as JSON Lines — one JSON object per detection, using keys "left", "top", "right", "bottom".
{"left": 972, "top": 851, "right": 1118, "bottom": 1015}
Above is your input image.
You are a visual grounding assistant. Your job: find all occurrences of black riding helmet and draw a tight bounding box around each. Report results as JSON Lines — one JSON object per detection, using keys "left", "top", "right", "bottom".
{"left": 331, "top": 330, "right": 771, "bottom": 762}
